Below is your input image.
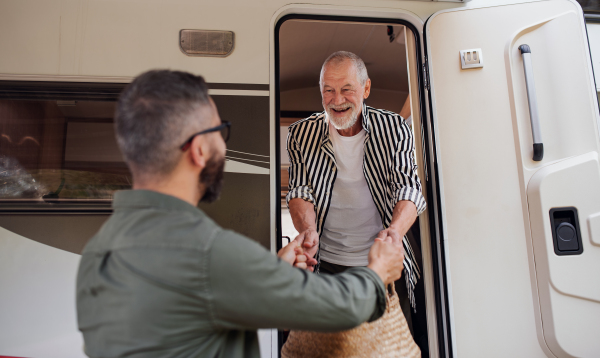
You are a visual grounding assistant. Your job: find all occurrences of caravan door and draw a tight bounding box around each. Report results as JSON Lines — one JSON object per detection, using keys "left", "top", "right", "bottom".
{"left": 425, "top": 1, "right": 600, "bottom": 357}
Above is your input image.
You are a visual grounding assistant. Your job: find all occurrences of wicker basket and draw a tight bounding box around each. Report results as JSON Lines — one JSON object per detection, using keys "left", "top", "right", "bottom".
{"left": 281, "top": 283, "right": 420, "bottom": 358}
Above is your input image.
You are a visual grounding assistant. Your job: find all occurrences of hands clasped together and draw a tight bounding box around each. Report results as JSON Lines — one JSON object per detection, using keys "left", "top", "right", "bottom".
{"left": 277, "top": 228, "right": 405, "bottom": 285}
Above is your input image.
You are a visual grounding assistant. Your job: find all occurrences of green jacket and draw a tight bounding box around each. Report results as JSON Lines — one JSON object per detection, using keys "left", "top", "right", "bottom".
{"left": 76, "top": 190, "right": 387, "bottom": 358}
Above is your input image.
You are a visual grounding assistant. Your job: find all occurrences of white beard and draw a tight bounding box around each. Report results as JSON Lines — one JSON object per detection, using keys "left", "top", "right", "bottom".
{"left": 325, "top": 103, "right": 361, "bottom": 130}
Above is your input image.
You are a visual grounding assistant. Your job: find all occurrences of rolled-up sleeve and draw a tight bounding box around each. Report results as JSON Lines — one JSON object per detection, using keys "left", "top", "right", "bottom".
{"left": 285, "top": 126, "right": 315, "bottom": 207}
{"left": 208, "top": 230, "right": 387, "bottom": 332}
{"left": 390, "top": 120, "right": 427, "bottom": 215}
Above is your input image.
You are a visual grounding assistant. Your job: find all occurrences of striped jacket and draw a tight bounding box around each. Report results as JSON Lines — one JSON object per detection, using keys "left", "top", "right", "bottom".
{"left": 286, "top": 103, "right": 426, "bottom": 309}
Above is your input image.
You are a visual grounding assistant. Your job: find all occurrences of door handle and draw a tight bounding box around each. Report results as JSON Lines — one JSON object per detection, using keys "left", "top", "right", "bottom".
{"left": 519, "top": 44, "right": 544, "bottom": 161}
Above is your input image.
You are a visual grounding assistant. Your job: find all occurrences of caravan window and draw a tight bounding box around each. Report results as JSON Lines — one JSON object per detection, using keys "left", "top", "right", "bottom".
{"left": 0, "top": 82, "right": 130, "bottom": 207}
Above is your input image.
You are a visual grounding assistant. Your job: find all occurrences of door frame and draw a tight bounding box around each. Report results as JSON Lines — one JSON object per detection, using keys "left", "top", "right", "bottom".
{"left": 270, "top": 5, "right": 454, "bottom": 357}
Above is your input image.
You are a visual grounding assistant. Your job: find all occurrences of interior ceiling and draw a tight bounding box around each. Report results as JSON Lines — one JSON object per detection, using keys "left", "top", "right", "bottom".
{"left": 279, "top": 20, "right": 409, "bottom": 93}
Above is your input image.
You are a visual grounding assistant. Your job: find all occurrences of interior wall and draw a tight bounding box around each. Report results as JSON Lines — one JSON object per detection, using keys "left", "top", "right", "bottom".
{"left": 279, "top": 21, "right": 409, "bottom": 95}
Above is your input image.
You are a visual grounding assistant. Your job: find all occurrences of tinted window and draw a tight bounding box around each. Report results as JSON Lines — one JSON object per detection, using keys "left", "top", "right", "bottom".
{"left": 0, "top": 82, "right": 130, "bottom": 207}
{"left": 578, "top": 0, "right": 600, "bottom": 14}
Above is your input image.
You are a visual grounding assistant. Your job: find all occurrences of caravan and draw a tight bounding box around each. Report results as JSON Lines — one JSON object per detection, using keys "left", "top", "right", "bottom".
{"left": 1, "top": 0, "right": 599, "bottom": 357}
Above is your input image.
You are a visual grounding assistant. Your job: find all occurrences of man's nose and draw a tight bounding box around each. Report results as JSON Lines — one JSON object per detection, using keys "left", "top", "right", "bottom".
{"left": 333, "top": 91, "right": 345, "bottom": 105}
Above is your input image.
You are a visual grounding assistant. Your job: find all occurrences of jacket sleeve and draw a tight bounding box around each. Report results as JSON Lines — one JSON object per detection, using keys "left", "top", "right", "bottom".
{"left": 390, "top": 119, "right": 427, "bottom": 215}
{"left": 285, "top": 125, "right": 316, "bottom": 207}
{"left": 207, "top": 230, "right": 387, "bottom": 331}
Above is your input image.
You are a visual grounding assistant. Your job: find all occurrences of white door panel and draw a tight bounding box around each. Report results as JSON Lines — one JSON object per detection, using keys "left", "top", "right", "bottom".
{"left": 527, "top": 152, "right": 600, "bottom": 357}
{"left": 426, "top": 1, "right": 600, "bottom": 357}
{"left": 589, "top": 212, "right": 600, "bottom": 246}
{"left": 509, "top": 10, "right": 600, "bottom": 181}
{"left": 528, "top": 153, "right": 600, "bottom": 303}
{"left": 549, "top": 286, "right": 600, "bottom": 358}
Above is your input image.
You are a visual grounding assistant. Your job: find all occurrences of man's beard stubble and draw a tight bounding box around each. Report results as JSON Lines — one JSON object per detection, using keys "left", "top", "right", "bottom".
{"left": 325, "top": 102, "right": 361, "bottom": 130}
{"left": 199, "top": 154, "right": 225, "bottom": 203}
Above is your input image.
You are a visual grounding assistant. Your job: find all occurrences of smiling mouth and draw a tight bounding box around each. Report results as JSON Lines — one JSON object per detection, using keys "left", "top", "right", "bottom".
{"left": 331, "top": 107, "right": 350, "bottom": 113}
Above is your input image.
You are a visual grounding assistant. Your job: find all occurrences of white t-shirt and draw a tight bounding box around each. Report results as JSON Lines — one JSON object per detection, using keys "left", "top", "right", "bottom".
{"left": 320, "top": 126, "right": 384, "bottom": 266}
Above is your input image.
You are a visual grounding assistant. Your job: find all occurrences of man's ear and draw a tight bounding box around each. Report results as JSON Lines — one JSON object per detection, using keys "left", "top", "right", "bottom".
{"left": 189, "top": 136, "right": 207, "bottom": 171}
{"left": 363, "top": 78, "right": 371, "bottom": 99}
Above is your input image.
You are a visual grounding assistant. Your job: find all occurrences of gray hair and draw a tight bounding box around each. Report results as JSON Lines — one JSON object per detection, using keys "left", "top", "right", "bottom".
{"left": 319, "top": 51, "right": 369, "bottom": 87}
{"left": 115, "top": 69, "right": 212, "bottom": 179}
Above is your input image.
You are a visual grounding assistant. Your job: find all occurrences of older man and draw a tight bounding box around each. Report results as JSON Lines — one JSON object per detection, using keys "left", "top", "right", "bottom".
{"left": 76, "top": 70, "right": 406, "bottom": 358}
{"left": 287, "top": 51, "right": 426, "bottom": 331}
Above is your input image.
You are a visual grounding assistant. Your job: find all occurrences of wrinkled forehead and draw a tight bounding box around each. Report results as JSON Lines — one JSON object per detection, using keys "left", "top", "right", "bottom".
{"left": 321, "top": 59, "right": 360, "bottom": 86}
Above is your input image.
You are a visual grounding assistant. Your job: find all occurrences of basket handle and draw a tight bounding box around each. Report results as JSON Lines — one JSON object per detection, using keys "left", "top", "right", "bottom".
{"left": 387, "top": 282, "right": 395, "bottom": 295}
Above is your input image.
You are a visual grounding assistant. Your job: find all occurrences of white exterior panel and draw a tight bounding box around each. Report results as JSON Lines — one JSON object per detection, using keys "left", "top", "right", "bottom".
{"left": 427, "top": 0, "right": 600, "bottom": 356}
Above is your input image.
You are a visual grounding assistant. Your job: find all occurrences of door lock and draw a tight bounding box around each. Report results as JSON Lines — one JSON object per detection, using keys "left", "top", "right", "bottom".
{"left": 549, "top": 207, "right": 583, "bottom": 255}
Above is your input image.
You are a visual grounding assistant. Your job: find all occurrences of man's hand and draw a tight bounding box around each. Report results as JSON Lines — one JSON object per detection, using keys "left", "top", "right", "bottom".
{"left": 296, "top": 229, "right": 319, "bottom": 260}
{"left": 367, "top": 234, "right": 404, "bottom": 285}
{"left": 277, "top": 237, "right": 318, "bottom": 270}
{"left": 292, "top": 246, "right": 318, "bottom": 271}
{"left": 376, "top": 227, "right": 403, "bottom": 243}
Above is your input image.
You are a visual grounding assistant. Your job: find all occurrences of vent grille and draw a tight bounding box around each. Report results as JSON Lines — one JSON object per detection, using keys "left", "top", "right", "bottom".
{"left": 179, "top": 30, "right": 234, "bottom": 57}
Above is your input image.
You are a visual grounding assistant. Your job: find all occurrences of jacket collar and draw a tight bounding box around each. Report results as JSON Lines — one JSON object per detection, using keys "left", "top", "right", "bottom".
{"left": 112, "top": 189, "right": 204, "bottom": 218}
{"left": 361, "top": 102, "right": 371, "bottom": 134}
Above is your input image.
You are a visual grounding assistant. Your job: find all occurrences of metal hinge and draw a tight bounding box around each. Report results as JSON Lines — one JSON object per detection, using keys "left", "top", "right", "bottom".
{"left": 423, "top": 59, "right": 430, "bottom": 91}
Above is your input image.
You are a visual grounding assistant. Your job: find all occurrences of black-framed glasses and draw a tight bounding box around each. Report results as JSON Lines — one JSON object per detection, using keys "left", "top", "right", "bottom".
{"left": 180, "top": 121, "right": 231, "bottom": 151}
